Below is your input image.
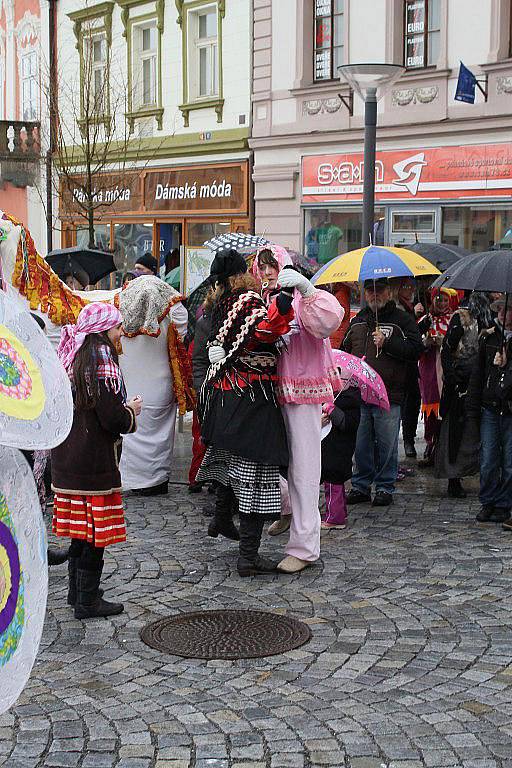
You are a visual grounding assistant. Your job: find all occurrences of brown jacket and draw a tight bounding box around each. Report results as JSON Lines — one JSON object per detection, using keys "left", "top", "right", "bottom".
{"left": 52, "top": 380, "right": 136, "bottom": 495}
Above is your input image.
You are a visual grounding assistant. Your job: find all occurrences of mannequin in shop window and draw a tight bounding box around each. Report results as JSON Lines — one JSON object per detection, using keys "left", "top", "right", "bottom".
{"left": 306, "top": 211, "right": 343, "bottom": 266}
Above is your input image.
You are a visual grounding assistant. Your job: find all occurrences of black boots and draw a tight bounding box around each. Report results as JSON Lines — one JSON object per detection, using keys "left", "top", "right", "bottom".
{"left": 447, "top": 478, "right": 467, "bottom": 498}
{"left": 67, "top": 556, "right": 103, "bottom": 606}
{"left": 237, "top": 515, "right": 277, "bottom": 577}
{"left": 74, "top": 568, "right": 124, "bottom": 619}
{"left": 47, "top": 546, "right": 69, "bottom": 566}
{"left": 208, "top": 485, "right": 240, "bottom": 541}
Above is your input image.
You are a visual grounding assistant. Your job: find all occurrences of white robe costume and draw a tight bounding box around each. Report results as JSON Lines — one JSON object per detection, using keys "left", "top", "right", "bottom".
{"left": 119, "top": 304, "right": 188, "bottom": 490}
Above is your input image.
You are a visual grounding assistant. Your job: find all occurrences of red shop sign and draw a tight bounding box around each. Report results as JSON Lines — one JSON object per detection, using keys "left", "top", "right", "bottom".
{"left": 302, "top": 143, "right": 512, "bottom": 203}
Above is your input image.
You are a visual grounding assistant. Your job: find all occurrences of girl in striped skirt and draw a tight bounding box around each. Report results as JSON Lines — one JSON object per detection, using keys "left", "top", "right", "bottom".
{"left": 51, "top": 303, "right": 142, "bottom": 619}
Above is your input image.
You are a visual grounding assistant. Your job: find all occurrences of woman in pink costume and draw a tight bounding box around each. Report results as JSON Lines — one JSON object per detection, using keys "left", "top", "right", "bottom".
{"left": 252, "top": 245, "right": 344, "bottom": 573}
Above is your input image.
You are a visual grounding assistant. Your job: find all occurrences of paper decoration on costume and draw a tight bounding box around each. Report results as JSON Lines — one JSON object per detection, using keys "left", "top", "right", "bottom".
{"left": 0, "top": 445, "right": 47, "bottom": 714}
{"left": 321, "top": 422, "right": 332, "bottom": 441}
{"left": 204, "top": 233, "right": 271, "bottom": 254}
{"left": 0, "top": 290, "right": 73, "bottom": 449}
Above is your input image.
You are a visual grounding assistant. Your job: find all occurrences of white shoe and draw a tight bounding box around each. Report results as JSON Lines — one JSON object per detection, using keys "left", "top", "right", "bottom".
{"left": 268, "top": 516, "right": 291, "bottom": 536}
{"left": 277, "top": 555, "right": 312, "bottom": 574}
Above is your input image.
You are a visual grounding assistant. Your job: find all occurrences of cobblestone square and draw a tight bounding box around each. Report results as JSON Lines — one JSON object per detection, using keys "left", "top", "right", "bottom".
{"left": 3, "top": 465, "right": 512, "bottom": 768}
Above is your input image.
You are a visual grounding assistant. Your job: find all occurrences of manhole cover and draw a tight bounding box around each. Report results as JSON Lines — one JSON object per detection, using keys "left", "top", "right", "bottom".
{"left": 140, "top": 609, "right": 312, "bottom": 659}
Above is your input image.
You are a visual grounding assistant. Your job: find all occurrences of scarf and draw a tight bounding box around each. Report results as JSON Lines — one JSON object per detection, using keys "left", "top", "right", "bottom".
{"left": 57, "top": 303, "right": 122, "bottom": 372}
{"left": 119, "top": 275, "right": 181, "bottom": 337}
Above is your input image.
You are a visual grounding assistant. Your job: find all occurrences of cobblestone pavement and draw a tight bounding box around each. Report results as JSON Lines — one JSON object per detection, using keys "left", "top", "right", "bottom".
{"left": 3, "top": 460, "right": 512, "bottom": 768}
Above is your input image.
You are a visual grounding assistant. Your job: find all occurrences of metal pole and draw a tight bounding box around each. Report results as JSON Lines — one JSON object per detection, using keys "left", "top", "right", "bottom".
{"left": 46, "top": 0, "right": 57, "bottom": 252}
{"left": 361, "top": 88, "right": 377, "bottom": 248}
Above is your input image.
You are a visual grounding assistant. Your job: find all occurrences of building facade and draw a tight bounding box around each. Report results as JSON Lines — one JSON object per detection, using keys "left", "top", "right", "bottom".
{"left": 57, "top": 0, "right": 251, "bottom": 288}
{"left": 251, "top": 0, "right": 512, "bottom": 260}
{"left": 0, "top": 0, "right": 44, "bottom": 251}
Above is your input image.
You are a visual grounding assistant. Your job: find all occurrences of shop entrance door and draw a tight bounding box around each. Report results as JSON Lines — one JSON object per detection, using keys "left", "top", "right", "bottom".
{"left": 157, "top": 222, "right": 183, "bottom": 278}
{"left": 388, "top": 207, "right": 440, "bottom": 246}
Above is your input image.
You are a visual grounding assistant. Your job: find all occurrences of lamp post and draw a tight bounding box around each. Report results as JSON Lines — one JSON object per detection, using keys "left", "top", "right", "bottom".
{"left": 338, "top": 63, "right": 405, "bottom": 248}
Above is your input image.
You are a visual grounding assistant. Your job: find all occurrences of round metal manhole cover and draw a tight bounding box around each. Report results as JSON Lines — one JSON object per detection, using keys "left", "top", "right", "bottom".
{"left": 140, "top": 609, "right": 312, "bottom": 660}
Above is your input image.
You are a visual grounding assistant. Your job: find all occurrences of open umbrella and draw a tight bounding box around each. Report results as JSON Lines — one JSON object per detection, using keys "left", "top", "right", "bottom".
{"left": 204, "top": 233, "right": 271, "bottom": 254}
{"left": 333, "top": 350, "right": 390, "bottom": 411}
{"left": 46, "top": 246, "right": 116, "bottom": 286}
{"left": 312, "top": 245, "right": 440, "bottom": 285}
{"left": 407, "top": 242, "right": 469, "bottom": 273}
{"left": 432, "top": 248, "right": 512, "bottom": 349}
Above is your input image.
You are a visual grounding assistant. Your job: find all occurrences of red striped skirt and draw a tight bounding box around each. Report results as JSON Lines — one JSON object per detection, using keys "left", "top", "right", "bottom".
{"left": 52, "top": 492, "right": 126, "bottom": 548}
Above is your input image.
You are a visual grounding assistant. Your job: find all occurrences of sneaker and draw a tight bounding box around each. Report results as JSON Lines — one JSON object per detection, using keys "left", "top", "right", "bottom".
{"left": 321, "top": 521, "right": 347, "bottom": 530}
{"left": 372, "top": 491, "right": 393, "bottom": 507}
{"left": 476, "top": 505, "right": 494, "bottom": 522}
{"left": 346, "top": 489, "right": 372, "bottom": 505}
{"left": 268, "top": 516, "right": 291, "bottom": 536}
{"left": 489, "top": 508, "right": 511, "bottom": 523}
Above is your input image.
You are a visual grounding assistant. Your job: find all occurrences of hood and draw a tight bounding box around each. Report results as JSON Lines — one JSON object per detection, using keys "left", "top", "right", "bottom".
{"left": 251, "top": 243, "right": 293, "bottom": 283}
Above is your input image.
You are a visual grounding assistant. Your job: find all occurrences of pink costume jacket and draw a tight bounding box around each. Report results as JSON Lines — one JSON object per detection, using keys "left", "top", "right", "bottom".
{"left": 252, "top": 245, "right": 344, "bottom": 405}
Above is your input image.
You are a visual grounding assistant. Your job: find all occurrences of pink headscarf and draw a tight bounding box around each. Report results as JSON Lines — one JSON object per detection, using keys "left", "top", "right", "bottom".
{"left": 57, "top": 302, "right": 122, "bottom": 372}
{"left": 251, "top": 243, "right": 293, "bottom": 284}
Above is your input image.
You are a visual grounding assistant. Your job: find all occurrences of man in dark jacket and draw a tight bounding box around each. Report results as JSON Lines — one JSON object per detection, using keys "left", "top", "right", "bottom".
{"left": 343, "top": 278, "right": 424, "bottom": 506}
{"left": 467, "top": 298, "right": 512, "bottom": 525}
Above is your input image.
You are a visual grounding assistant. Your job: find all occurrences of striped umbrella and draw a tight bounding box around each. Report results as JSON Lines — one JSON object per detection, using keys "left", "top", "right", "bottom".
{"left": 312, "top": 245, "right": 440, "bottom": 285}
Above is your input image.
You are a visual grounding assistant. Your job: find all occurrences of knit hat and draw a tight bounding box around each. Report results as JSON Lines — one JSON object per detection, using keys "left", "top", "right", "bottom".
{"left": 134, "top": 253, "right": 158, "bottom": 274}
{"left": 209, "top": 249, "right": 247, "bottom": 282}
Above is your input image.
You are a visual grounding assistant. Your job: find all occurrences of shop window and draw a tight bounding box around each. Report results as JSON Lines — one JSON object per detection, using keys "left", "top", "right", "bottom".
{"left": 441, "top": 207, "right": 512, "bottom": 251}
{"left": 404, "top": 0, "right": 441, "bottom": 69}
{"left": 392, "top": 211, "right": 436, "bottom": 234}
{"left": 21, "top": 51, "right": 38, "bottom": 121}
{"left": 314, "top": 0, "right": 345, "bottom": 82}
{"left": 177, "top": 0, "right": 225, "bottom": 127}
{"left": 113, "top": 222, "right": 154, "bottom": 277}
{"left": 304, "top": 207, "right": 385, "bottom": 266}
{"left": 187, "top": 220, "right": 230, "bottom": 247}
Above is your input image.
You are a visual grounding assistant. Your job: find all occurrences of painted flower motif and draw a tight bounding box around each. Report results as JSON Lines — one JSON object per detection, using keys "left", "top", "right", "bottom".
{"left": 0, "top": 338, "right": 32, "bottom": 401}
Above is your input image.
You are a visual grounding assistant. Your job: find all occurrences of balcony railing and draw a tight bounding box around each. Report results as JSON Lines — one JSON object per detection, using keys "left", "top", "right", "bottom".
{"left": 0, "top": 121, "right": 41, "bottom": 161}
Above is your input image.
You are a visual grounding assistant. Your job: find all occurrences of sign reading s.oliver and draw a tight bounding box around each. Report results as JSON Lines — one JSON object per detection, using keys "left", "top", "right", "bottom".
{"left": 144, "top": 163, "right": 248, "bottom": 214}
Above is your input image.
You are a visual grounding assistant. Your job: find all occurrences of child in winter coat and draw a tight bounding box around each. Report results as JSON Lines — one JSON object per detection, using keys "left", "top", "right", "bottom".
{"left": 321, "top": 384, "right": 361, "bottom": 529}
{"left": 52, "top": 303, "right": 142, "bottom": 619}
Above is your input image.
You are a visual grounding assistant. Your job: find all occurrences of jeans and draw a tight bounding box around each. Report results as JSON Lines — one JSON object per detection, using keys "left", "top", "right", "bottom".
{"left": 352, "top": 403, "right": 401, "bottom": 495}
{"left": 479, "top": 408, "right": 512, "bottom": 510}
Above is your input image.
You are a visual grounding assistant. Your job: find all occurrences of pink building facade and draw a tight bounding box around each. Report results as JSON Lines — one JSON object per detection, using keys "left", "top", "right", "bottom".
{"left": 250, "top": 0, "right": 512, "bottom": 259}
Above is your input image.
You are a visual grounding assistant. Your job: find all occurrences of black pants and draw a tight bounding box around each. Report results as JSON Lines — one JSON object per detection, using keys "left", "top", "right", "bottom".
{"left": 69, "top": 539, "right": 104, "bottom": 571}
{"left": 402, "top": 376, "right": 421, "bottom": 443}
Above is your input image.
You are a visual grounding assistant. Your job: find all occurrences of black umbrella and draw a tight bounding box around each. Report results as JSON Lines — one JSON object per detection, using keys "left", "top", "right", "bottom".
{"left": 204, "top": 233, "right": 271, "bottom": 254}
{"left": 407, "top": 242, "right": 469, "bottom": 272}
{"left": 46, "top": 246, "right": 116, "bottom": 286}
{"left": 432, "top": 249, "right": 512, "bottom": 350}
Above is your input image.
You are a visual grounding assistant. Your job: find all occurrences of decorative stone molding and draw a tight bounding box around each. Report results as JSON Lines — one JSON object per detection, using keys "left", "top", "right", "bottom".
{"left": 392, "top": 86, "right": 439, "bottom": 106}
{"left": 176, "top": 0, "right": 225, "bottom": 26}
{"left": 15, "top": 11, "right": 40, "bottom": 45}
{"left": 302, "top": 96, "right": 342, "bottom": 116}
{"left": 497, "top": 76, "right": 512, "bottom": 94}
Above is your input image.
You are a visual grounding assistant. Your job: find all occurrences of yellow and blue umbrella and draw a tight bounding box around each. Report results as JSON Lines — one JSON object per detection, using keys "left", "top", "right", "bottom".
{"left": 312, "top": 245, "right": 440, "bottom": 286}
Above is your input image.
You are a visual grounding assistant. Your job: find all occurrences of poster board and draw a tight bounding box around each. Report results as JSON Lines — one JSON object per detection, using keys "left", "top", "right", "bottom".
{"left": 183, "top": 247, "right": 215, "bottom": 295}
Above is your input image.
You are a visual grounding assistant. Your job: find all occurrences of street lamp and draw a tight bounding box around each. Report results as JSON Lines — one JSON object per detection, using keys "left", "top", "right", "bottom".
{"left": 338, "top": 63, "right": 405, "bottom": 248}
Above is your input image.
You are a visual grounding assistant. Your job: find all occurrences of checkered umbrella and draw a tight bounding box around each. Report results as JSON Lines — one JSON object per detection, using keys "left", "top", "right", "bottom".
{"left": 204, "top": 233, "right": 271, "bottom": 254}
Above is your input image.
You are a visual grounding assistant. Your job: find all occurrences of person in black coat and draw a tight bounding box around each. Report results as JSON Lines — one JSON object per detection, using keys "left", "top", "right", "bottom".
{"left": 321, "top": 386, "right": 361, "bottom": 529}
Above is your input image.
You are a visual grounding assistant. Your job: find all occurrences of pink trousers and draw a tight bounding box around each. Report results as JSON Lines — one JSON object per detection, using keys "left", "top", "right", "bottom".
{"left": 281, "top": 403, "right": 322, "bottom": 562}
{"left": 323, "top": 483, "right": 347, "bottom": 525}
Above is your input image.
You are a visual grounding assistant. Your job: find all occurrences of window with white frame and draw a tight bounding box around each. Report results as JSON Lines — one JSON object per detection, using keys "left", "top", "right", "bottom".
{"left": 133, "top": 22, "right": 158, "bottom": 108}
{"left": 84, "top": 33, "right": 107, "bottom": 115}
{"left": 188, "top": 5, "right": 218, "bottom": 99}
{"left": 404, "top": 0, "right": 441, "bottom": 69}
{"left": 314, "top": 0, "right": 345, "bottom": 82}
{"left": 21, "top": 50, "right": 38, "bottom": 121}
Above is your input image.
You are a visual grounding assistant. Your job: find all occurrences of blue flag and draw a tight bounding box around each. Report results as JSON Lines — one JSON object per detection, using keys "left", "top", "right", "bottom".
{"left": 455, "top": 62, "right": 477, "bottom": 104}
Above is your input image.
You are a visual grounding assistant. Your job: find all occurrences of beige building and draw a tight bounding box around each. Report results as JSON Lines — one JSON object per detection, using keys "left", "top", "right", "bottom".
{"left": 251, "top": 0, "right": 512, "bottom": 261}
